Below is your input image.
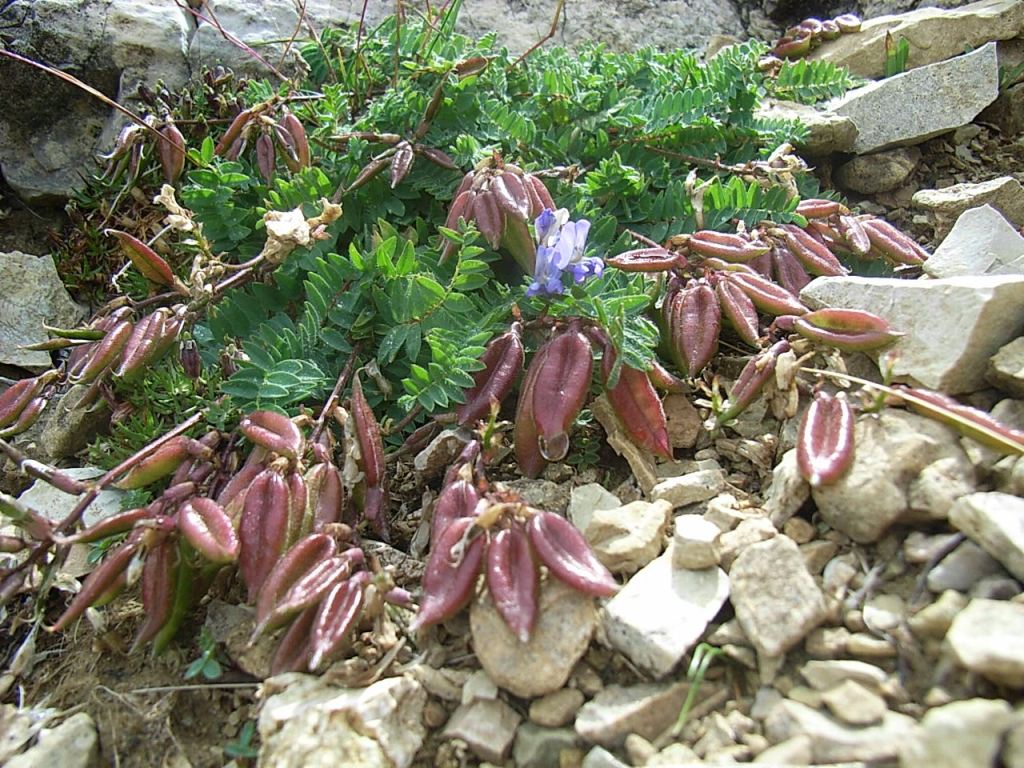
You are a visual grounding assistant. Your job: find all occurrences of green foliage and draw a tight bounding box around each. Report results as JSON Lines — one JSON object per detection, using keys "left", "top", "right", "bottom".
{"left": 223, "top": 721, "right": 259, "bottom": 761}
{"left": 71, "top": 5, "right": 858, "bottom": 455}
{"left": 768, "top": 59, "right": 861, "bottom": 103}
{"left": 184, "top": 627, "right": 224, "bottom": 681}
{"left": 883, "top": 33, "right": 910, "bottom": 78}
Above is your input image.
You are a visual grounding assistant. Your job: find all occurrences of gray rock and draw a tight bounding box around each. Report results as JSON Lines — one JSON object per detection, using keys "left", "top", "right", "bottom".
{"left": 204, "top": 601, "right": 274, "bottom": 679}
{"left": 33, "top": 384, "right": 112, "bottom": 462}
{"left": 581, "top": 746, "right": 630, "bottom": 768}
{"left": 764, "top": 449, "right": 811, "bottom": 529}
{"left": 970, "top": 398, "right": 1024, "bottom": 473}
{"left": 188, "top": 0, "right": 352, "bottom": 79}
{"left": 502, "top": 478, "right": 571, "bottom": 514}
{"left": 0, "top": 252, "right": 86, "bottom": 370}
{"left": 981, "top": 80, "right": 1024, "bottom": 136}
{"left": 947, "top": 598, "right": 1024, "bottom": 686}
{"left": 915, "top": 177, "right": 1024, "bottom": 236}
{"left": 971, "top": 575, "right": 1023, "bottom": 600}
{"left": 904, "top": 531, "right": 963, "bottom": 563}
{"left": 802, "top": 274, "right": 1024, "bottom": 394}
{"left": 650, "top": 469, "right": 726, "bottom": 509}
{"left": 782, "top": 516, "right": 816, "bottom": 544}
{"left": 820, "top": 680, "right": 888, "bottom": 726}
{"left": 829, "top": 43, "right": 998, "bottom": 154}
{"left": 717, "top": 517, "right": 777, "bottom": 570}
{"left": 529, "top": 688, "right": 586, "bottom": 728}
{"left": 575, "top": 499, "right": 671, "bottom": 575}
{"left": 988, "top": 337, "right": 1024, "bottom": 398}
{"left": 471, "top": 577, "right": 596, "bottom": 698}
{"left": 801, "top": 540, "right": 839, "bottom": 575}
{"left": 808, "top": 0, "right": 1024, "bottom": 80}
{"left": 764, "top": 699, "right": 917, "bottom": 764}
{"left": 672, "top": 514, "right": 722, "bottom": 570}
{"left": 800, "top": 659, "right": 888, "bottom": 692}
{"left": 906, "top": 455, "right": 978, "bottom": 523}
{"left": 663, "top": 392, "right": 702, "bottom": 449}
{"left": 513, "top": 725, "right": 579, "bottom": 768}
{"left": 705, "top": 493, "right": 765, "bottom": 531}
{"left": 847, "top": 632, "right": 898, "bottom": 658}
{"left": 412, "top": 428, "right": 471, "bottom": 477}
{"left": 443, "top": 697, "right": 521, "bottom": 764}
{"left": 899, "top": 698, "right": 1015, "bottom": 768}
{"left": 948, "top": 492, "right": 1024, "bottom": 580}
{"left": 258, "top": 674, "right": 426, "bottom": 768}
{"left": 753, "top": 734, "right": 812, "bottom": 765}
{"left": 908, "top": 590, "right": 968, "bottom": 639}
{"left": 568, "top": 483, "right": 621, "bottom": 532}
{"left": 574, "top": 681, "right": 690, "bottom": 747}
{"left": 754, "top": 100, "right": 858, "bottom": 155}
{"left": 0, "top": 0, "right": 191, "bottom": 201}
{"left": 926, "top": 205, "right": 1024, "bottom": 279}
{"left": 592, "top": 396, "right": 658, "bottom": 494}
{"left": 602, "top": 548, "right": 729, "bottom": 678}
{"left": 1004, "top": 719, "right": 1024, "bottom": 768}
{"left": 648, "top": 742, "right": 701, "bottom": 765}
{"left": 436, "top": 0, "right": 745, "bottom": 55}
{"left": 5, "top": 712, "right": 99, "bottom": 768}
{"left": 17, "top": 467, "right": 126, "bottom": 529}
{"left": 928, "top": 540, "right": 1007, "bottom": 592}
{"left": 834, "top": 147, "right": 921, "bottom": 194}
{"left": 730, "top": 536, "right": 827, "bottom": 658}
{"left": 461, "top": 669, "right": 499, "bottom": 704}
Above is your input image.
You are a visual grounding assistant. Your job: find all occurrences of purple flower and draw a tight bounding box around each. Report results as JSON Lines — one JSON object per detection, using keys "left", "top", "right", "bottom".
{"left": 526, "top": 209, "right": 602, "bottom": 297}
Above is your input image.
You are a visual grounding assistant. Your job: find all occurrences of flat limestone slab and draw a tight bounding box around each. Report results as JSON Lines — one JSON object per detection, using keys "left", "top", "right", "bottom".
{"left": 829, "top": 43, "right": 998, "bottom": 154}
{"left": 801, "top": 274, "right": 1024, "bottom": 393}
{"left": 808, "top": 0, "right": 1024, "bottom": 80}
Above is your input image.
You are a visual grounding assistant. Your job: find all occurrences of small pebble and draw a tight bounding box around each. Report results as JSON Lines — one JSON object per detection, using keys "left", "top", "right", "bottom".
{"left": 821, "top": 679, "right": 888, "bottom": 726}
{"left": 847, "top": 633, "right": 897, "bottom": 658}
{"left": 845, "top": 609, "right": 866, "bottom": 632}
{"left": 783, "top": 517, "right": 816, "bottom": 544}
{"left": 423, "top": 700, "right": 449, "bottom": 728}
{"left": 530, "top": 688, "right": 586, "bottom": 728}
{"left": 805, "top": 627, "right": 851, "bottom": 658}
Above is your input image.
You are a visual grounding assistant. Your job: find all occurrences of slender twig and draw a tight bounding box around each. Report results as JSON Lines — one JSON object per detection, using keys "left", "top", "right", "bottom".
{"left": 0, "top": 441, "right": 90, "bottom": 495}
{"left": 310, "top": 345, "right": 361, "bottom": 444}
{"left": 799, "top": 367, "right": 1024, "bottom": 455}
{"left": 129, "top": 683, "right": 260, "bottom": 694}
{"left": 507, "top": 0, "right": 565, "bottom": 71}
{"left": 0, "top": 50, "right": 166, "bottom": 145}
{"left": 278, "top": 0, "right": 309, "bottom": 72}
{"left": 175, "top": 1, "right": 290, "bottom": 82}
{"left": 385, "top": 404, "right": 423, "bottom": 436}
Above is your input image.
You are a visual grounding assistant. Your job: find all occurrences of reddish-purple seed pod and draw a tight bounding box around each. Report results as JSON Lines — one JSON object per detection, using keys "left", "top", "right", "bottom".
{"left": 410, "top": 516, "right": 486, "bottom": 631}
{"left": 526, "top": 511, "right": 618, "bottom": 597}
{"left": 797, "top": 391, "right": 856, "bottom": 487}
{"left": 486, "top": 525, "right": 540, "bottom": 643}
{"left": 456, "top": 324, "right": 525, "bottom": 426}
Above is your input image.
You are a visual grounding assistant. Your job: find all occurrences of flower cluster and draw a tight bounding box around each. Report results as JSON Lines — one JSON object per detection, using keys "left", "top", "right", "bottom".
{"left": 527, "top": 209, "right": 603, "bottom": 297}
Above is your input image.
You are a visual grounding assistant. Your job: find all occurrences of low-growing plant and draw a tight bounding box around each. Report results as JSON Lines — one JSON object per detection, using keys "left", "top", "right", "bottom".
{"left": 0, "top": 3, "right": 1022, "bottom": 673}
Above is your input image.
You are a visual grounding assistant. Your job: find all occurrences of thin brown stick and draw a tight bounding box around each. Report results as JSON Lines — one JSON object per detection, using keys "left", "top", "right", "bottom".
{"left": 278, "top": 0, "right": 310, "bottom": 72}
{"left": 175, "top": 0, "right": 290, "bottom": 82}
{"left": 507, "top": 0, "right": 565, "bottom": 71}
{"left": 0, "top": 50, "right": 166, "bottom": 145}
{"left": 310, "top": 345, "right": 362, "bottom": 445}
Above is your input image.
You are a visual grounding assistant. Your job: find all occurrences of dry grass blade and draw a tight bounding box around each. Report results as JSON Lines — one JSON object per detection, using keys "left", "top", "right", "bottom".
{"left": 0, "top": 49, "right": 167, "bottom": 145}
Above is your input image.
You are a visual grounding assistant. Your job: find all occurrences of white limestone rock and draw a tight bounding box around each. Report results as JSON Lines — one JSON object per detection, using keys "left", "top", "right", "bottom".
{"left": 602, "top": 547, "right": 729, "bottom": 678}
{"left": 829, "top": 43, "right": 999, "bottom": 154}
{"left": 926, "top": 204, "right": 1024, "bottom": 278}
{"left": 801, "top": 274, "right": 1024, "bottom": 394}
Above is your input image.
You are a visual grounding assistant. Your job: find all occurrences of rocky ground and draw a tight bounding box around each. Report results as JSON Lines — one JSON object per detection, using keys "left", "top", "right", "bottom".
{"left": 2, "top": 1, "right": 1024, "bottom": 767}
